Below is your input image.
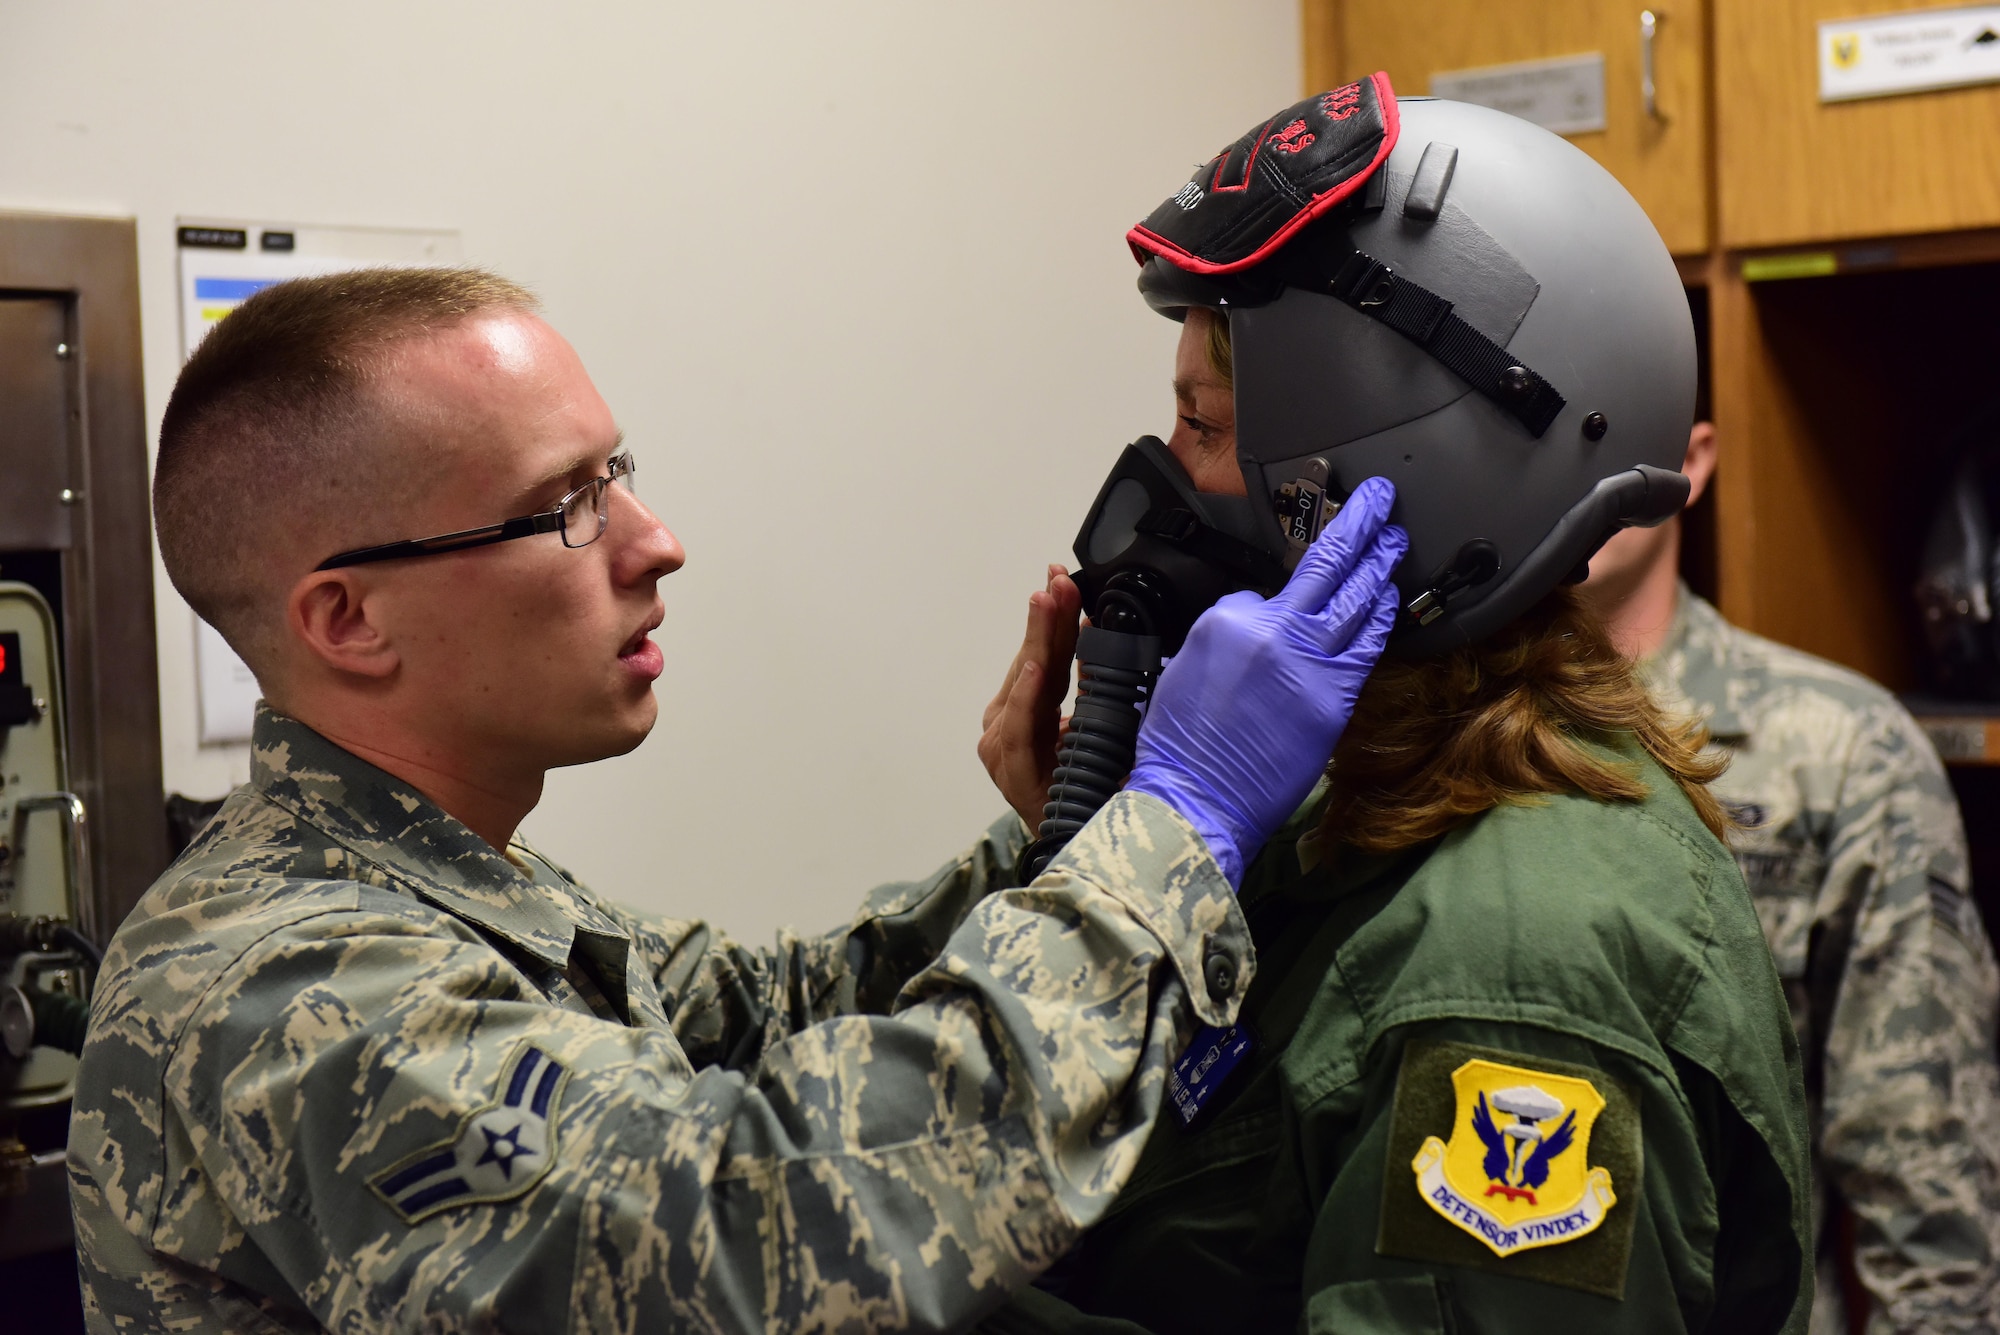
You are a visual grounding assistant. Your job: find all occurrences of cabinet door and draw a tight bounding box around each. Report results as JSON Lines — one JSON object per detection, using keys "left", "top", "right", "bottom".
{"left": 1716, "top": 0, "right": 2000, "bottom": 247}
{"left": 1322, "top": 0, "right": 1710, "bottom": 255}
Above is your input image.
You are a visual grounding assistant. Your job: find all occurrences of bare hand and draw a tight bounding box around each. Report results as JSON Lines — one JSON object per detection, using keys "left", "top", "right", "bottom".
{"left": 980, "top": 565, "right": 1083, "bottom": 830}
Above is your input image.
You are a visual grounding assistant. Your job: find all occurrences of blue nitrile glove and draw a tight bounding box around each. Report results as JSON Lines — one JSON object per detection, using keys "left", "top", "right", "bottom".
{"left": 1126, "top": 477, "right": 1406, "bottom": 888}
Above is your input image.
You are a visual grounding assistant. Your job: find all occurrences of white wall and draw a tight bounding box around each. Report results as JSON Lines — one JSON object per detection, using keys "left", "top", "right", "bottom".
{"left": 0, "top": 1, "right": 1300, "bottom": 942}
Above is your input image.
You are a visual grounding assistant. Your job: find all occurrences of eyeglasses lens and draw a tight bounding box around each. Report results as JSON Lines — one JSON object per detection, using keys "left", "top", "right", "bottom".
{"left": 560, "top": 479, "right": 609, "bottom": 549}
{"left": 558, "top": 455, "right": 634, "bottom": 549}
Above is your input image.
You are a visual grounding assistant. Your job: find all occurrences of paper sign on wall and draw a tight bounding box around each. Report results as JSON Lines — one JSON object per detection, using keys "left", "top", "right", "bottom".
{"left": 175, "top": 219, "right": 463, "bottom": 744}
{"left": 1819, "top": 6, "right": 2000, "bottom": 102}
{"left": 1429, "top": 53, "right": 1608, "bottom": 136}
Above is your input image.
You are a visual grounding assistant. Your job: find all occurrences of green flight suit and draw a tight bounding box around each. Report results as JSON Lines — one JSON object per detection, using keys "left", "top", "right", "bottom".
{"left": 986, "top": 742, "right": 1814, "bottom": 1334}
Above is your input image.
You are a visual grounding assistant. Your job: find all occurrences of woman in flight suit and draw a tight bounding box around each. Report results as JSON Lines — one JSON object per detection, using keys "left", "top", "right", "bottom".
{"left": 978, "top": 85, "right": 1812, "bottom": 1335}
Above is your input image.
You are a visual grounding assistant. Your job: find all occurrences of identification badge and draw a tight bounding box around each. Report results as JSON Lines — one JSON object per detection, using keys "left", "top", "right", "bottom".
{"left": 1168, "top": 1022, "right": 1257, "bottom": 1131}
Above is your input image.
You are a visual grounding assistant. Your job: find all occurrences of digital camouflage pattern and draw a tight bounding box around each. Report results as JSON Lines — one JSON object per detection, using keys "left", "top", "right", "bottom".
{"left": 1646, "top": 588, "right": 2000, "bottom": 1335}
{"left": 69, "top": 706, "right": 1252, "bottom": 1333}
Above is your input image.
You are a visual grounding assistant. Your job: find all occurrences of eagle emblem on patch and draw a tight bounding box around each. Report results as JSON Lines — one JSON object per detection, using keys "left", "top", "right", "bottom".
{"left": 370, "top": 1043, "right": 569, "bottom": 1223}
{"left": 1410, "top": 1056, "right": 1616, "bottom": 1256}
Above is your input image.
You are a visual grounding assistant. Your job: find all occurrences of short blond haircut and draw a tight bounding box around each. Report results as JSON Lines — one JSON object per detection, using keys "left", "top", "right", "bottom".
{"left": 153, "top": 268, "right": 538, "bottom": 677}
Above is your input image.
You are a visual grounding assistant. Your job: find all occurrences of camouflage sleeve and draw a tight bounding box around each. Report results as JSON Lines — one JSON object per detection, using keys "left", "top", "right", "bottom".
{"left": 143, "top": 792, "right": 1247, "bottom": 1332}
{"left": 1814, "top": 709, "right": 2000, "bottom": 1331}
{"left": 588, "top": 810, "right": 1032, "bottom": 1069}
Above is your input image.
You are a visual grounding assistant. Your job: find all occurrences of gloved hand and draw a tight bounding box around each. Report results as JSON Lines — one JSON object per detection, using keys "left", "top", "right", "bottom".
{"left": 1127, "top": 477, "right": 1406, "bottom": 887}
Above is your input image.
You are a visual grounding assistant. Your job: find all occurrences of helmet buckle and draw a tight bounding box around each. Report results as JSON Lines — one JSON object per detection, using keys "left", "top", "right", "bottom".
{"left": 1332, "top": 251, "right": 1398, "bottom": 308}
{"left": 1407, "top": 540, "right": 1504, "bottom": 627}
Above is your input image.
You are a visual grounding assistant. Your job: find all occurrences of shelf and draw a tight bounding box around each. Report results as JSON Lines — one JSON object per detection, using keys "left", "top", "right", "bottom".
{"left": 1736, "top": 227, "right": 2000, "bottom": 283}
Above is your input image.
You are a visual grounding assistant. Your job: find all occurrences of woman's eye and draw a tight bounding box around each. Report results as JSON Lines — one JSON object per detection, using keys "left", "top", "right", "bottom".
{"left": 1180, "top": 414, "right": 1212, "bottom": 435}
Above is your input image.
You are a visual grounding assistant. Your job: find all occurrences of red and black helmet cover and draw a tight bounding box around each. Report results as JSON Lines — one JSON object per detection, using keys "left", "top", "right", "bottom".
{"left": 1128, "top": 73, "right": 1399, "bottom": 275}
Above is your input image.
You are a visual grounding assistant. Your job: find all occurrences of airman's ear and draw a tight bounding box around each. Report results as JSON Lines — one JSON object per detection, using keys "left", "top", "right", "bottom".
{"left": 1683, "top": 421, "right": 1718, "bottom": 509}
{"left": 288, "top": 570, "right": 399, "bottom": 680}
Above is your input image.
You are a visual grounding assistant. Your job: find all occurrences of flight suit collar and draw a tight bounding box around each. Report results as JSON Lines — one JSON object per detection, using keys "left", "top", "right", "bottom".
{"left": 1241, "top": 780, "right": 1427, "bottom": 916}
{"left": 505, "top": 840, "right": 667, "bottom": 1029}
{"left": 1642, "top": 584, "right": 1748, "bottom": 740}
{"left": 248, "top": 704, "right": 578, "bottom": 970}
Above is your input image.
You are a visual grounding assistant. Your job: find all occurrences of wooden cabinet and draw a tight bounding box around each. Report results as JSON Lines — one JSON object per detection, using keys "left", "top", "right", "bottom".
{"left": 1302, "top": 0, "right": 2000, "bottom": 703}
{"left": 1715, "top": 0, "right": 2000, "bottom": 248}
{"left": 1705, "top": 240, "right": 2000, "bottom": 688}
{"left": 1308, "top": 0, "right": 1712, "bottom": 254}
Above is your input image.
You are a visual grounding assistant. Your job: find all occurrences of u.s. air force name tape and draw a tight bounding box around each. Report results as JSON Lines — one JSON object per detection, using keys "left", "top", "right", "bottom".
{"left": 370, "top": 1043, "right": 569, "bottom": 1224}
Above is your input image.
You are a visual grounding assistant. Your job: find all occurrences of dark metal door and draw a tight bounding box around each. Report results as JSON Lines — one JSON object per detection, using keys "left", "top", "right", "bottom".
{"left": 0, "top": 297, "right": 75, "bottom": 552}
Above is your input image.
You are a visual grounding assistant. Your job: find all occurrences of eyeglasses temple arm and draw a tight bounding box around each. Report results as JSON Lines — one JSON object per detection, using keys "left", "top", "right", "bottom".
{"left": 313, "top": 513, "right": 561, "bottom": 570}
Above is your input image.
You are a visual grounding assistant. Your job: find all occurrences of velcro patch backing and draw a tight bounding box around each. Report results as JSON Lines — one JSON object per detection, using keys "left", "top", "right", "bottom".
{"left": 1377, "top": 1039, "right": 1641, "bottom": 1301}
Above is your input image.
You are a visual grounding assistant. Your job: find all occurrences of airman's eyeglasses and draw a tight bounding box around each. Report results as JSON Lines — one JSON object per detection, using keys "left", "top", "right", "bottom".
{"left": 315, "top": 452, "right": 637, "bottom": 571}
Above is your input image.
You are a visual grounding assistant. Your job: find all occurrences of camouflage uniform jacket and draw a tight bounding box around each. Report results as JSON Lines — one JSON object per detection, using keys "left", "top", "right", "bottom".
{"left": 1645, "top": 587, "right": 2000, "bottom": 1334}
{"left": 68, "top": 707, "right": 1252, "bottom": 1333}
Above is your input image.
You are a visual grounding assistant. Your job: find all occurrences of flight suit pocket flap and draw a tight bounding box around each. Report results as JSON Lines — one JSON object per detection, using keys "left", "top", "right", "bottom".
{"left": 1305, "top": 1275, "right": 1448, "bottom": 1333}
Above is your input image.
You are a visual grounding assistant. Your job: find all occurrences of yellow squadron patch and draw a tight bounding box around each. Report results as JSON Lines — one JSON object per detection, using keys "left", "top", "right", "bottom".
{"left": 1410, "top": 1056, "right": 1616, "bottom": 1257}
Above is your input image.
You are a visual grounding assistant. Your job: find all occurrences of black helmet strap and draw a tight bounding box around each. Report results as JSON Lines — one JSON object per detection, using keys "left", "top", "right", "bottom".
{"left": 1326, "top": 249, "right": 1567, "bottom": 438}
{"left": 1133, "top": 505, "right": 1290, "bottom": 594}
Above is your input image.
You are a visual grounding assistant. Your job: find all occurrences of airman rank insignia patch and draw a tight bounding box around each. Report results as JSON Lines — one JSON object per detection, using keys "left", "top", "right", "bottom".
{"left": 1378, "top": 1039, "right": 1641, "bottom": 1300}
{"left": 370, "top": 1044, "right": 568, "bottom": 1224}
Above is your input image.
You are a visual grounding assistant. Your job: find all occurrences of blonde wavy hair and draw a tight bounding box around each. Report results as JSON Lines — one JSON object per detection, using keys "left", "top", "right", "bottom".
{"left": 1185, "top": 308, "right": 1731, "bottom": 852}
{"left": 1318, "top": 587, "right": 1732, "bottom": 851}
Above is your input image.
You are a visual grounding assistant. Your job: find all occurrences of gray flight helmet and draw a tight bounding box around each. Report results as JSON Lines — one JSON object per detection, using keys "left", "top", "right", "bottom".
{"left": 1137, "top": 97, "right": 1695, "bottom": 656}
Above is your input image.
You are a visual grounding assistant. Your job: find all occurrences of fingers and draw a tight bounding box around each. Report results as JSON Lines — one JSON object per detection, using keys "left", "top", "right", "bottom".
{"left": 1269, "top": 476, "right": 1396, "bottom": 613}
{"left": 1319, "top": 522, "right": 1409, "bottom": 646}
{"left": 1043, "top": 568, "right": 1082, "bottom": 712}
{"left": 983, "top": 566, "right": 1073, "bottom": 731}
{"left": 981, "top": 565, "right": 1082, "bottom": 828}
{"left": 1342, "top": 582, "right": 1402, "bottom": 666}
{"left": 994, "top": 657, "right": 1056, "bottom": 829}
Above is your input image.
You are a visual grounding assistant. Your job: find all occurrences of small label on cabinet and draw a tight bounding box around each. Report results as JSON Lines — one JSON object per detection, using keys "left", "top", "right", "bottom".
{"left": 1820, "top": 6, "right": 2000, "bottom": 102}
{"left": 1430, "top": 53, "right": 1607, "bottom": 136}
{"left": 1916, "top": 716, "right": 2000, "bottom": 764}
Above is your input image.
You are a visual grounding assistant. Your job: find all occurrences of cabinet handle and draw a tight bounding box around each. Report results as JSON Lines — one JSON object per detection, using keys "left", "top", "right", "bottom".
{"left": 10, "top": 791, "right": 93, "bottom": 942}
{"left": 1640, "top": 9, "right": 1669, "bottom": 123}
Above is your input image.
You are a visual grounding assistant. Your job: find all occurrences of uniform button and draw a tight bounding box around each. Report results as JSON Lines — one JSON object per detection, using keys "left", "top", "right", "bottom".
{"left": 1203, "top": 944, "right": 1237, "bottom": 1003}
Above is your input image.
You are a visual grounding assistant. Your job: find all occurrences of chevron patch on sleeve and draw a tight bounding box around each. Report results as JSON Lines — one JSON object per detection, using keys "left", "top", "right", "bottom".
{"left": 370, "top": 1044, "right": 569, "bottom": 1224}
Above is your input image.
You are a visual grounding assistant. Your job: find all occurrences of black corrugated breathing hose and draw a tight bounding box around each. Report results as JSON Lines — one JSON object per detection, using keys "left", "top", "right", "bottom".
{"left": 1021, "top": 624, "right": 1162, "bottom": 882}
